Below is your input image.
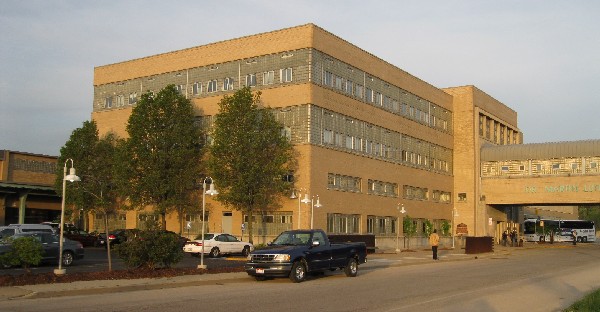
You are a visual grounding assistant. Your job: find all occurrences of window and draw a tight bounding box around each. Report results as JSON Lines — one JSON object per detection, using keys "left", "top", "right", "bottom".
{"left": 501, "top": 166, "right": 509, "bottom": 172}
{"left": 458, "top": 193, "right": 467, "bottom": 202}
{"left": 335, "top": 75, "right": 343, "bottom": 90}
{"left": 105, "top": 97, "right": 113, "bottom": 108}
{"left": 323, "top": 129, "right": 334, "bottom": 144}
{"left": 175, "top": 84, "right": 185, "bottom": 94}
{"left": 245, "top": 74, "right": 256, "bottom": 87}
{"left": 263, "top": 71, "right": 274, "bottom": 85}
{"left": 192, "top": 82, "right": 202, "bottom": 95}
{"left": 116, "top": 95, "right": 125, "bottom": 107}
{"left": 281, "top": 68, "right": 293, "bottom": 83}
{"left": 208, "top": 80, "right": 218, "bottom": 92}
{"left": 345, "top": 80, "right": 353, "bottom": 94}
{"left": 324, "top": 71, "right": 333, "bottom": 86}
{"left": 355, "top": 84, "right": 363, "bottom": 98}
{"left": 223, "top": 77, "right": 234, "bottom": 91}
{"left": 129, "top": 92, "right": 138, "bottom": 104}
{"left": 365, "top": 88, "right": 373, "bottom": 103}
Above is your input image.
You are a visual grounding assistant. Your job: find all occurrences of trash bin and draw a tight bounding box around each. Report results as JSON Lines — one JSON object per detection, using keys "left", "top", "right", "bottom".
{"left": 465, "top": 236, "right": 494, "bottom": 254}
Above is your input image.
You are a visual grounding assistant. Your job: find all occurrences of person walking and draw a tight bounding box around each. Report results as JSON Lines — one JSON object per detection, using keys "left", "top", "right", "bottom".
{"left": 429, "top": 229, "right": 440, "bottom": 260}
{"left": 572, "top": 230, "right": 577, "bottom": 246}
{"left": 502, "top": 230, "right": 508, "bottom": 247}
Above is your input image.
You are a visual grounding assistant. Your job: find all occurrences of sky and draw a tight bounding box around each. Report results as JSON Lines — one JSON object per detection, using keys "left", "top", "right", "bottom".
{"left": 1, "top": 0, "right": 599, "bottom": 156}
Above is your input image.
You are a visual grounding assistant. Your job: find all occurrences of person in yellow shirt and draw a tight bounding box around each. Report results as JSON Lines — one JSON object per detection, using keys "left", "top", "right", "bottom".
{"left": 429, "top": 229, "right": 440, "bottom": 260}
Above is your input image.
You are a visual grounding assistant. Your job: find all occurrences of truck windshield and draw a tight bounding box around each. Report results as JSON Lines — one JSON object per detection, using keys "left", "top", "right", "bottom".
{"left": 272, "top": 232, "right": 312, "bottom": 246}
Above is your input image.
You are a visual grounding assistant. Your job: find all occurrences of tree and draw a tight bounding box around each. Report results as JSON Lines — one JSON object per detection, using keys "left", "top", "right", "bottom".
{"left": 57, "top": 120, "right": 122, "bottom": 271}
{"left": 206, "top": 87, "right": 297, "bottom": 244}
{"left": 55, "top": 120, "right": 100, "bottom": 223}
{"left": 403, "top": 215, "right": 417, "bottom": 251}
{"left": 117, "top": 85, "right": 202, "bottom": 230}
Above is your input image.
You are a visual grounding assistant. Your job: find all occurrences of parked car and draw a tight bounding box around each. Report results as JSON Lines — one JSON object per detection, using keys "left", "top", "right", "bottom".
{"left": 183, "top": 233, "right": 253, "bottom": 257}
{"left": 0, "top": 232, "right": 84, "bottom": 267}
{"left": 97, "top": 229, "right": 139, "bottom": 248}
{"left": 245, "top": 229, "right": 367, "bottom": 282}
{"left": 0, "top": 224, "right": 55, "bottom": 239}
{"left": 64, "top": 229, "right": 100, "bottom": 247}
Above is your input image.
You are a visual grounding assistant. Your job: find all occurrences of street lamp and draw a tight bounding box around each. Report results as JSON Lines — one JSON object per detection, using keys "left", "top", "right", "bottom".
{"left": 301, "top": 193, "right": 322, "bottom": 229}
{"left": 395, "top": 204, "right": 406, "bottom": 253}
{"left": 290, "top": 189, "right": 306, "bottom": 229}
{"left": 452, "top": 208, "right": 459, "bottom": 249}
{"left": 198, "top": 177, "right": 218, "bottom": 269}
{"left": 54, "top": 159, "right": 80, "bottom": 276}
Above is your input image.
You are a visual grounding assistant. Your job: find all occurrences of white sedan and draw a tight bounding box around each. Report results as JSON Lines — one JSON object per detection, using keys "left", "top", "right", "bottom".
{"left": 183, "top": 233, "right": 254, "bottom": 257}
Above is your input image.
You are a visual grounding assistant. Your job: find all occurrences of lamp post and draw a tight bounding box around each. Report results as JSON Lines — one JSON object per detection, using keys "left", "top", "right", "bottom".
{"left": 395, "top": 204, "right": 406, "bottom": 253}
{"left": 290, "top": 189, "right": 306, "bottom": 229}
{"left": 452, "top": 208, "right": 459, "bottom": 249}
{"left": 300, "top": 194, "right": 322, "bottom": 229}
{"left": 54, "top": 159, "right": 80, "bottom": 276}
{"left": 198, "top": 177, "right": 218, "bottom": 269}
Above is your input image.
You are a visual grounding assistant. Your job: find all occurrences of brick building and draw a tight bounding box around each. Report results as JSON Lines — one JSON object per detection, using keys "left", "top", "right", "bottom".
{"left": 91, "top": 24, "right": 533, "bottom": 247}
{"left": 0, "top": 150, "right": 61, "bottom": 225}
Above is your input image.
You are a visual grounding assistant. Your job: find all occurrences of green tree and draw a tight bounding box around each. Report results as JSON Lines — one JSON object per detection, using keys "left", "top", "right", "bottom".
{"left": 206, "top": 87, "right": 297, "bottom": 244}
{"left": 55, "top": 120, "right": 100, "bottom": 223}
{"left": 423, "top": 219, "right": 434, "bottom": 238}
{"left": 403, "top": 215, "right": 417, "bottom": 250}
{"left": 117, "top": 85, "right": 202, "bottom": 230}
{"left": 440, "top": 220, "right": 451, "bottom": 236}
{"left": 57, "top": 120, "right": 122, "bottom": 271}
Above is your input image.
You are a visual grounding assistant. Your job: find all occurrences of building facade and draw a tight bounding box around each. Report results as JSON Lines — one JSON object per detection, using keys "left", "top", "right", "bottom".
{"left": 0, "top": 150, "right": 61, "bottom": 225}
{"left": 91, "top": 24, "right": 525, "bottom": 247}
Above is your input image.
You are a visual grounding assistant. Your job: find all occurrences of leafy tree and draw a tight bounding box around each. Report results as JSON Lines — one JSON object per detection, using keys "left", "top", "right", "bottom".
{"left": 423, "top": 219, "right": 434, "bottom": 238}
{"left": 403, "top": 215, "right": 417, "bottom": 250}
{"left": 55, "top": 120, "right": 100, "bottom": 223}
{"left": 117, "top": 85, "right": 203, "bottom": 231}
{"left": 57, "top": 120, "right": 122, "bottom": 271}
{"left": 206, "top": 87, "right": 297, "bottom": 244}
{"left": 440, "top": 220, "right": 451, "bottom": 236}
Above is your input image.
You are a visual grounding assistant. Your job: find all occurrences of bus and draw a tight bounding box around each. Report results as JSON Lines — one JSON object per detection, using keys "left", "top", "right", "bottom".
{"left": 523, "top": 219, "right": 596, "bottom": 243}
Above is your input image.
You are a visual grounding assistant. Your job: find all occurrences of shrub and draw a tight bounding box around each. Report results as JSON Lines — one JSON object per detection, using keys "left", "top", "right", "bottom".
{"left": 0, "top": 236, "right": 43, "bottom": 273}
{"left": 116, "top": 230, "right": 184, "bottom": 269}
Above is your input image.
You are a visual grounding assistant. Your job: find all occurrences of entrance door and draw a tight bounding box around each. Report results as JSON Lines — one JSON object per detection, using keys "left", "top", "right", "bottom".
{"left": 222, "top": 212, "right": 232, "bottom": 234}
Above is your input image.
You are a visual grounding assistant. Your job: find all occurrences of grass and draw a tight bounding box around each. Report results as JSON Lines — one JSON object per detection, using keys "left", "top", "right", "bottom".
{"left": 565, "top": 288, "right": 600, "bottom": 312}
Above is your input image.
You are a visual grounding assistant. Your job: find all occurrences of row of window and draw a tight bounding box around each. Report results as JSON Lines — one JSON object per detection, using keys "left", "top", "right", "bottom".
{"left": 320, "top": 68, "right": 451, "bottom": 133}
{"left": 101, "top": 68, "right": 294, "bottom": 109}
{"left": 11, "top": 158, "right": 56, "bottom": 174}
{"left": 482, "top": 157, "right": 600, "bottom": 177}
{"left": 322, "top": 127, "right": 451, "bottom": 173}
{"left": 479, "top": 113, "right": 520, "bottom": 145}
{"left": 326, "top": 172, "right": 452, "bottom": 203}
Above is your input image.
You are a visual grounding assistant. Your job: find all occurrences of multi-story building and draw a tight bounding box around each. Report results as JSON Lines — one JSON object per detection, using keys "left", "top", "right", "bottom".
{"left": 91, "top": 24, "right": 525, "bottom": 247}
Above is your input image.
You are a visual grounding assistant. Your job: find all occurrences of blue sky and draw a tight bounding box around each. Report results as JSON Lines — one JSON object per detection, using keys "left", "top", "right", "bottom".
{"left": 1, "top": 0, "right": 599, "bottom": 156}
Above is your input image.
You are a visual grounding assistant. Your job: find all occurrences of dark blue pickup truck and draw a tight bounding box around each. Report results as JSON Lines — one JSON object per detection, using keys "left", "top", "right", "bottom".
{"left": 245, "top": 229, "right": 367, "bottom": 282}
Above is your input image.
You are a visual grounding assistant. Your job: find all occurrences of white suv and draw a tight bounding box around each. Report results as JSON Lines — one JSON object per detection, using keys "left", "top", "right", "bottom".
{"left": 0, "top": 224, "right": 55, "bottom": 239}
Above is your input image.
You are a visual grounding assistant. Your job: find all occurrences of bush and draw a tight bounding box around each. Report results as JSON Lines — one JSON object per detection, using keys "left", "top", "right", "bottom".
{"left": 0, "top": 236, "right": 43, "bottom": 272}
{"left": 115, "top": 230, "right": 184, "bottom": 269}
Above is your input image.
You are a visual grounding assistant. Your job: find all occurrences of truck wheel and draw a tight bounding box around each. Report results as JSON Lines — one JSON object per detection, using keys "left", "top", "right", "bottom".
{"left": 344, "top": 258, "right": 358, "bottom": 277}
{"left": 210, "top": 247, "right": 220, "bottom": 258}
{"left": 289, "top": 260, "right": 306, "bottom": 283}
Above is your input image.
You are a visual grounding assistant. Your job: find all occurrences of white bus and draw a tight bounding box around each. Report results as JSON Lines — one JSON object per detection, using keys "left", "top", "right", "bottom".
{"left": 523, "top": 219, "right": 596, "bottom": 243}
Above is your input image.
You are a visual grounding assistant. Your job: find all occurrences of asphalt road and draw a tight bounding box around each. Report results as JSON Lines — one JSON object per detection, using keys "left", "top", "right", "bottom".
{"left": 0, "top": 247, "right": 245, "bottom": 275}
{"left": 2, "top": 244, "right": 599, "bottom": 312}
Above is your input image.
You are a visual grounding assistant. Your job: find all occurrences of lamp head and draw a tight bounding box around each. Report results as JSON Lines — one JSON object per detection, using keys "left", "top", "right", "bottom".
{"left": 290, "top": 190, "right": 297, "bottom": 199}
{"left": 65, "top": 167, "right": 81, "bottom": 182}
{"left": 301, "top": 193, "right": 311, "bottom": 204}
{"left": 205, "top": 182, "right": 219, "bottom": 196}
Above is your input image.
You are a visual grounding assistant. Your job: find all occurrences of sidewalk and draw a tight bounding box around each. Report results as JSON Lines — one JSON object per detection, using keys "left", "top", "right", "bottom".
{"left": 0, "top": 242, "right": 575, "bottom": 300}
